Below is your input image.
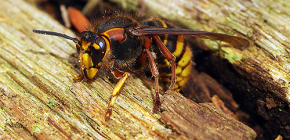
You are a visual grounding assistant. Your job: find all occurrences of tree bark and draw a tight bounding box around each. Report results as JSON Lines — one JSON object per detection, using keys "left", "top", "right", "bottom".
{"left": 109, "top": 0, "right": 290, "bottom": 139}
{"left": 0, "top": 0, "right": 259, "bottom": 139}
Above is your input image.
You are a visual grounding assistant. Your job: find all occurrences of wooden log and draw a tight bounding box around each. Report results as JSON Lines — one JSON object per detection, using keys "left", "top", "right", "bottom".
{"left": 109, "top": 0, "right": 290, "bottom": 139}
{"left": 0, "top": 0, "right": 256, "bottom": 139}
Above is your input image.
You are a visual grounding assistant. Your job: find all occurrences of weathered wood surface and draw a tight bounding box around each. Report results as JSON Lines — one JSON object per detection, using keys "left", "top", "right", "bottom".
{"left": 0, "top": 0, "right": 257, "bottom": 139}
{"left": 109, "top": 0, "right": 290, "bottom": 139}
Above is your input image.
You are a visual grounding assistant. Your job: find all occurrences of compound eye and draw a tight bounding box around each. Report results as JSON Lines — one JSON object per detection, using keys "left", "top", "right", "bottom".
{"left": 95, "top": 37, "right": 106, "bottom": 54}
{"left": 90, "top": 37, "right": 107, "bottom": 65}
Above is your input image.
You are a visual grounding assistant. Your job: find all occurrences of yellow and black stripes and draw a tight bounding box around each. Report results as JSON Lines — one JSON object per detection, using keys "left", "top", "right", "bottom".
{"left": 141, "top": 18, "right": 193, "bottom": 91}
{"left": 158, "top": 35, "right": 193, "bottom": 91}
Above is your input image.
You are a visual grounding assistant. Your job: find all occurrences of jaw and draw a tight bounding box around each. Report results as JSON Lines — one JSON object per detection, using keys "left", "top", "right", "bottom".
{"left": 79, "top": 52, "right": 99, "bottom": 80}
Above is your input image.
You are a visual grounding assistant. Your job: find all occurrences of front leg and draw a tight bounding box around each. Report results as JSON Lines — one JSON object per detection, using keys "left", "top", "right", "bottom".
{"left": 73, "top": 67, "right": 85, "bottom": 82}
{"left": 105, "top": 69, "right": 130, "bottom": 121}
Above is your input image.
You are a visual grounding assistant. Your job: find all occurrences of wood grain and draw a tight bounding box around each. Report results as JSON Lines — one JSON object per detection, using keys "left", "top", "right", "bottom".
{"left": 0, "top": 0, "right": 259, "bottom": 139}
{"left": 110, "top": 0, "right": 290, "bottom": 139}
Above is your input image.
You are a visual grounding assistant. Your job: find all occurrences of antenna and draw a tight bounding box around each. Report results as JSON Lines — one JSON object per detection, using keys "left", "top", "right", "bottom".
{"left": 33, "top": 30, "right": 80, "bottom": 44}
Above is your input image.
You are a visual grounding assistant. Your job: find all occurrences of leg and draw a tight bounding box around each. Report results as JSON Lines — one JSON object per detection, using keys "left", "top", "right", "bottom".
{"left": 152, "top": 35, "right": 176, "bottom": 95}
{"left": 105, "top": 69, "right": 130, "bottom": 121}
{"left": 144, "top": 49, "right": 160, "bottom": 112}
{"left": 136, "top": 37, "right": 161, "bottom": 112}
{"left": 73, "top": 67, "right": 85, "bottom": 82}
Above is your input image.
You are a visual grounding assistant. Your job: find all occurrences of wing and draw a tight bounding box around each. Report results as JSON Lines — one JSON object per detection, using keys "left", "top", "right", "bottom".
{"left": 132, "top": 27, "right": 250, "bottom": 50}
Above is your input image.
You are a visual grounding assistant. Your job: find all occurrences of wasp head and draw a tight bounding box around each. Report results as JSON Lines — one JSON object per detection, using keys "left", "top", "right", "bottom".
{"left": 78, "top": 31, "right": 107, "bottom": 61}
{"left": 76, "top": 31, "right": 109, "bottom": 79}
{"left": 33, "top": 29, "right": 109, "bottom": 80}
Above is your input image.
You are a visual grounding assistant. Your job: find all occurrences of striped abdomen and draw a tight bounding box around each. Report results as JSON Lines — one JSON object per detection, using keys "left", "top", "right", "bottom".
{"left": 141, "top": 18, "right": 193, "bottom": 91}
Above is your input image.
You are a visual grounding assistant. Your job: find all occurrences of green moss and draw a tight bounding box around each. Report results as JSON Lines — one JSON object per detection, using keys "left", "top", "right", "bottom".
{"left": 48, "top": 100, "right": 55, "bottom": 107}
{"left": 222, "top": 48, "right": 243, "bottom": 63}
